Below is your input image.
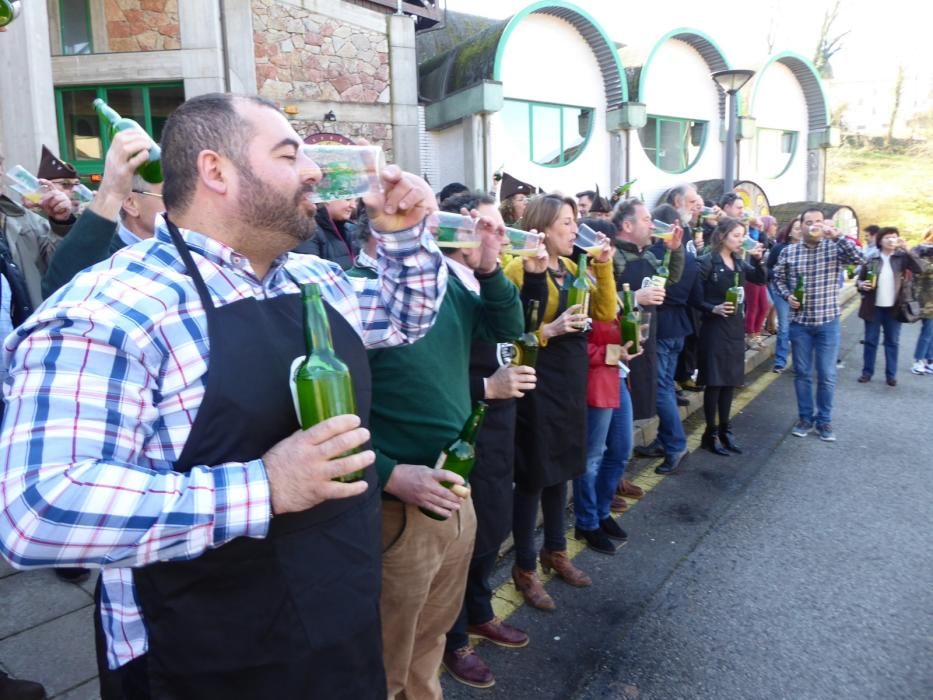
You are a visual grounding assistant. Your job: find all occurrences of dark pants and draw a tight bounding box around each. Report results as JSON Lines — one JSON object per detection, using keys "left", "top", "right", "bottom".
{"left": 445, "top": 549, "right": 499, "bottom": 651}
{"left": 703, "top": 385, "right": 735, "bottom": 429}
{"left": 675, "top": 332, "right": 700, "bottom": 383}
{"left": 862, "top": 306, "right": 902, "bottom": 380}
{"left": 512, "top": 482, "right": 567, "bottom": 572}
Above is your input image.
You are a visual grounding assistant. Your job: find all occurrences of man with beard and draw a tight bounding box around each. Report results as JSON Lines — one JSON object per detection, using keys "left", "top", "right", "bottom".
{"left": 0, "top": 94, "right": 447, "bottom": 700}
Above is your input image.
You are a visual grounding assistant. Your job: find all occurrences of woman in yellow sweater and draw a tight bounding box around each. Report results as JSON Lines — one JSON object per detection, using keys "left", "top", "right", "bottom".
{"left": 505, "top": 193, "right": 617, "bottom": 610}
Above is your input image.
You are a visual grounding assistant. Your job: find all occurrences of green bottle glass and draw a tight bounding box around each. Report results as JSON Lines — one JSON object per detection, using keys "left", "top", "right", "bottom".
{"left": 845, "top": 264, "right": 855, "bottom": 280}
{"left": 566, "top": 253, "right": 590, "bottom": 316}
{"left": 725, "top": 272, "right": 741, "bottom": 315}
{"left": 793, "top": 274, "right": 806, "bottom": 306}
{"left": 620, "top": 282, "right": 640, "bottom": 354}
{"left": 513, "top": 299, "right": 540, "bottom": 368}
{"left": 865, "top": 267, "right": 876, "bottom": 290}
{"left": 0, "top": 1, "right": 21, "bottom": 27}
{"left": 93, "top": 98, "right": 163, "bottom": 184}
{"left": 421, "top": 402, "right": 488, "bottom": 521}
{"left": 294, "top": 283, "right": 362, "bottom": 483}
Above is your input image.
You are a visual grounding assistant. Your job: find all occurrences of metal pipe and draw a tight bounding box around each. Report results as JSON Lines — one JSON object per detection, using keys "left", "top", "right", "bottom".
{"left": 723, "top": 92, "right": 737, "bottom": 192}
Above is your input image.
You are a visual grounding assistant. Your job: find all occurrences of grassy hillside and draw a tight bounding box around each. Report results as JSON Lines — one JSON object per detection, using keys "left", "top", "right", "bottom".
{"left": 826, "top": 146, "right": 933, "bottom": 243}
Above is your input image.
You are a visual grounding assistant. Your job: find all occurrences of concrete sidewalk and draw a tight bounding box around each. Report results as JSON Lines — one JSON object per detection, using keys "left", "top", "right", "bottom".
{"left": 0, "top": 282, "right": 864, "bottom": 699}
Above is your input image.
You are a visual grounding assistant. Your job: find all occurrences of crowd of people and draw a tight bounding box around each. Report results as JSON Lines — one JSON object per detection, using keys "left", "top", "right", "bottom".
{"left": 0, "top": 93, "right": 931, "bottom": 700}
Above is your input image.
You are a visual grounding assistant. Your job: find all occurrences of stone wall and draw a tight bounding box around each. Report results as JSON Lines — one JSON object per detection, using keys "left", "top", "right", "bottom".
{"left": 288, "top": 119, "right": 394, "bottom": 163}
{"left": 105, "top": 0, "right": 181, "bottom": 52}
{"left": 252, "top": 0, "right": 390, "bottom": 104}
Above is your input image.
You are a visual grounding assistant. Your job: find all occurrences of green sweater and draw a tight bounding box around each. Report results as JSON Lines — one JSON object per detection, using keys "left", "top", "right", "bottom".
{"left": 349, "top": 265, "right": 522, "bottom": 485}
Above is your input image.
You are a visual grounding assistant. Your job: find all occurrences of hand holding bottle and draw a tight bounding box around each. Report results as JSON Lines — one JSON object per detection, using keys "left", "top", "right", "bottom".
{"left": 485, "top": 364, "right": 537, "bottom": 399}
{"left": 542, "top": 303, "right": 587, "bottom": 338}
{"left": 713, "top": 302, "right": 735, "bottom": 317}
{"left": 262, "top": 415, "right": 372, "bottom": 515}
{"left": 385, "top": 463, "right": 466, "bottom": 518}
{"left": 89, "top": 130, "right": 156, "bottom": 221}
{"left": 635, "top": 285, "right": 665, "bottom": 306}
{"left": 619, "top": 339, "right": 643, "bottom": 362}
{"left": 788, "top": 295, "right": 801, "bottom": 310}
{"left": 365, "top": 165, "right": 437, "bottom": 234}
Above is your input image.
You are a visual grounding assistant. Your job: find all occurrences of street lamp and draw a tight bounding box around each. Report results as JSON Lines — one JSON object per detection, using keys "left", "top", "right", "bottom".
{"left": 711, "top": 69, "right": 755, "bottom": 192}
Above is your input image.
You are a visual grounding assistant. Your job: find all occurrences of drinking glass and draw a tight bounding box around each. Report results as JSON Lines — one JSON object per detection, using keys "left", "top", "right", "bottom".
{"left": 503, "top": 227, "right": 544, "bottom": 256}
{"left": 301, "top": 144, "right": 385, "bottom": 203}
{"left": 427, "top": 211, "right": 481, "bottom": 248}
{"left": 575, "top": 223, "right": 604, "bottom": 257}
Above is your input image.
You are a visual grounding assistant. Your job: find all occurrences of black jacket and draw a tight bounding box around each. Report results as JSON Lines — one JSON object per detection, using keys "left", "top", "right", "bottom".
{"left": 294, "top": 206, "right": 358, "bottom": 270}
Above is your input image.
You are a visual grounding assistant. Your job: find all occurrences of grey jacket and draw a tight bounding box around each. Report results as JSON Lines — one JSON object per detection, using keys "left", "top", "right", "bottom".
{"left": 1, "top": 196, "right": 70, "bottom": 307}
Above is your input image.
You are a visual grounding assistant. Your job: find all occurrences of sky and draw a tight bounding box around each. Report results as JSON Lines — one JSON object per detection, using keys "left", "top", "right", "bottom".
{"left": 441, "top": 0, "right": 929, "bottom": 89}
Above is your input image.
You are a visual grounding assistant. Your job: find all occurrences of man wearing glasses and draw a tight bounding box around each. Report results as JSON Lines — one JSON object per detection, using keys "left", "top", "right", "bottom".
{"left": 42, "top": 130, "right": 163, "bottom": 297}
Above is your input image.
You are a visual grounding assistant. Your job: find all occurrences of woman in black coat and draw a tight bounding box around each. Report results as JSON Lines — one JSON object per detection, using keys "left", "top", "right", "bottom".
{"left": 695, "top": 217, "right": 767, "bottom": 455}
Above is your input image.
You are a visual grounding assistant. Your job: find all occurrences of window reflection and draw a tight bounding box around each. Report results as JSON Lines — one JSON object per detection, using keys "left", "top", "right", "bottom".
{"left": 501, "top": 99, "right": 593, "bottom": 168}
{"left": 756, "top": 128, "right": 798, "bottom": 178}
{"left": 61, "top": 0, "right": 92, "bottom": 55}
{"left": 639, "top": 117, "right": 707, "bottom": 173}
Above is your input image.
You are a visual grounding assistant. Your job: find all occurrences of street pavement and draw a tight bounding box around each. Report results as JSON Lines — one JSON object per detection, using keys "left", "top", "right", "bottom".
{"left": 444, "top": 308, "right": 933, "bottom": 700}
{"left": 1, "top": 300, "right": 931, "bottom": 699}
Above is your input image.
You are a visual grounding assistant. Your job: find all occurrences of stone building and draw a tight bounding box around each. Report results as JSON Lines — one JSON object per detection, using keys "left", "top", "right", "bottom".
{"left": 0, "top": 0, "right": 439, "bottom": 179}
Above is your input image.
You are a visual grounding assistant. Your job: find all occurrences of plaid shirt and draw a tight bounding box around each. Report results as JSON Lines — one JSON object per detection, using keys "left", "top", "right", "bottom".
{"left": 773, "top": 237, "right": 862, "bottom": 326}
{"left": 0, "top": 217, "right": 447, "bottom": 669}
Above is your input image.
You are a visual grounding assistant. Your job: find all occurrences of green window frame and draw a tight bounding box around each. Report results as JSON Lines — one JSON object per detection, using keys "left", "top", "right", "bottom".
{"left": 755, "top": 127, "right": 798, "bottom": 178}
{"left": 54, "top": 83, "right": 184, "bottom": 178}
{"left": 638, "top": 115, "right": 708, "bottom": 174}
{"left": 59, "top": 0, "right": 93, "bottom": 55}
{"left": 501, "top": 98, "right": 594, "bottom": 168}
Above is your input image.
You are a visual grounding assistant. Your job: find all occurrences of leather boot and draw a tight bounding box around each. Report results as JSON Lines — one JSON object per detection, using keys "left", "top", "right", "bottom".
{"left": 701, "top": 426, "right": 730, "bottom": 456}
{"left": 539, "top": 549, "right": 592, "bottom": 587}
{"left": 719, "top": 423, "right": 742, "bottom": 453}
{"left": 511, "top": 565, "right": 556, "bottom": 611}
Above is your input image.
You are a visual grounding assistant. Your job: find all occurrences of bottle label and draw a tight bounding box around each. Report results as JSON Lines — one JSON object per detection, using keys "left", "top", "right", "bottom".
{"left": 650, "top": 275, "right": 668, "bottom": 289}
{"left": 736, "top": 287, "right": 745, "bottom": 305}
{"left": 497, "top": 342, "right": 517, "bottom": 367}
{"left": 432, "top": 452, "right": 448, "bottom": 470}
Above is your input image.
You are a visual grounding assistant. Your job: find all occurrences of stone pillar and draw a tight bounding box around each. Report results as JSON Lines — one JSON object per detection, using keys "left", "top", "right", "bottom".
{"left": 178, "top": 1, "right": 225, "bottom": 97}
{"left": 608, "top": 130, "right": 626, "bottom": 190}
{"left": 221, "top": 0, "right": 257, "bottom": 95}
{"left": 387, "top": 13, "right": 420, "bottom": 173}
{"left": 806, "top": 148, "right": 824, "bottom": 202}
{"left": 0, "top": 2, "right": 58, "bottom": 173}
{"left": 462, "top": 115, "right": 485, "bottom": 191}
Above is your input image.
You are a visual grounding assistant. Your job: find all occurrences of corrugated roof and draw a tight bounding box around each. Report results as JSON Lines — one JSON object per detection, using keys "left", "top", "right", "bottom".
{"left": 775, "top": 56, "right": 829, "bottom": 130}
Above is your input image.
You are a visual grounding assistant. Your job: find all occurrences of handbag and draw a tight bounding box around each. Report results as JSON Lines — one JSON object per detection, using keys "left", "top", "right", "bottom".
{"left": 895, "top": 269, "right": 921, "bottom": 323}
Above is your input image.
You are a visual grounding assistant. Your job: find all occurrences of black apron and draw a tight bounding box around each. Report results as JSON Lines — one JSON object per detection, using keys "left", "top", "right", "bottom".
{"left": 126, "top": 220, "right": 385, "bottom": 699}
{"left": 698, "top": 254, "right": 746, "bottom": 388}
{"left": 513, "top": 276, "right": 587, "bottom": 492}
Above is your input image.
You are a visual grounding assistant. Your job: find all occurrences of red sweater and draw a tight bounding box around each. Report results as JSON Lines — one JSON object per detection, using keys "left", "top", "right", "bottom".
{"left": 587, "top": 319, "right": 621, "bottom": 408}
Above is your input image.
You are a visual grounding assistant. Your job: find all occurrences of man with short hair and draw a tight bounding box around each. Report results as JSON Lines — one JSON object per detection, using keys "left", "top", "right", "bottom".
{"left": 577, "top": 190, "right": 596, "bottom": 218}
{"left": 774, "top": 207, "right": 862, "bottom": 442}
{"left": 359, "top": 188, "right": 523, "bottom": 699}
{"left": 1, "top": 93, "right": 448, "bottom": 699}
{"left": 718, "top": 191, "right": 745, "bottom": 219}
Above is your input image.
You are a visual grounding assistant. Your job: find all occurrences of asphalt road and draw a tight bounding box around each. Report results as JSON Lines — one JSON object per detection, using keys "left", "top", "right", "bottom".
{"left": 444, "top": 310, "right": 933, "bottom": 700}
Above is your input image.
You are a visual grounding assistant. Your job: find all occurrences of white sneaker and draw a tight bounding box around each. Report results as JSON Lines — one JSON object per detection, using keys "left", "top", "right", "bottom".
{"left": 911, "top": 361, "right": 926, "bottom": 375}
{"left": 925, "top": 362, "right": 933, "bottom": 375}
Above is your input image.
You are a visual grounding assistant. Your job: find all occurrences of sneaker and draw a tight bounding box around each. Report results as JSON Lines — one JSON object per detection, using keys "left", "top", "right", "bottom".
{"left": 443, "top": 646, "right": 495, "bottom": 689}
{"left": 925, "top": 362, "right": 933, "bottom": 375}
{"left": 816, "top": 423, "right": 836, "bottom": 442}
{"left": 574, "top": 527, "right": 616, "bottom": 555}
{"left": 633, "top": 442, "right": 665, "bottom": 458}
{"left": 599, "top": 517, "right": 629, "bottom": 543}
{"left": 791, "top": 420, "right": 813, "bottom": 437}
{"left": 911, "top": 361, "right": 926, "bottom": 375}
{"left": 772, "top": 365, "right": 785, "bottom": 374}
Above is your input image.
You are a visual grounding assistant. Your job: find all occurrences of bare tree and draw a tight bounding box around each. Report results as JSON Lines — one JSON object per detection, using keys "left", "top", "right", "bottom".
{"left": 886, "top": 65, "right": 906, "bottom": 146}
{"left": 813, "top": 0, "right": 850, "bottom": 79}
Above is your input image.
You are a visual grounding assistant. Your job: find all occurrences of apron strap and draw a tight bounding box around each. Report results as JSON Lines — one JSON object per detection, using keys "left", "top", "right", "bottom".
{"left": 164, "top": 214, "right": 216, "bottom": 313}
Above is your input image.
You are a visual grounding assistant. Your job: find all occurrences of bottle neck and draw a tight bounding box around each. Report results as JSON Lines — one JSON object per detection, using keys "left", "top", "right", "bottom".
{"left": 459, "top": 403, "right": 487, "bottom": 442}
{"left": 94, "top": 100, "right": 121, "bottom": 126}
{"left": 525, "top": 301, "right": 540, "bottom": 333}
{"left": 302, "top": 288, "right": 335, "bottom": 356}
{"left": 662, "top": 249, "right": 672, "bottom": 266}
{"left": 623, "top": 289, "right": 635, "bottom": 314}
{"left": 576, "top": 254, "right": 587, "bottom": 278}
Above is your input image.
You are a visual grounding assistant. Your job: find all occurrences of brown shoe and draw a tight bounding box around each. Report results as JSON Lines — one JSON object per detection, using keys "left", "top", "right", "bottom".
{"left": 610, "top": 494, "right": 629, "bottom": 513}
{"left": 468, "top": 617, "right": 529, "bottom": 648}
{"left": 618, "top": 479, "right": 644, "bottom": 499}
{"left": 442, "top": 646, "right": 495, "bottom": 689}
{"left": 539, "top": 549, "right": 592, "bottom": 587}
{"left": 512, "top": 566, "right": 556, "bottom": 611}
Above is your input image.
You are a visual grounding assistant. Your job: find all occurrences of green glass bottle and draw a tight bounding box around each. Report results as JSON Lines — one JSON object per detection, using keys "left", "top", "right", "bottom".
{"left": 845, "top": 264, "right": 855, "bottom": 280}
{"left": 93, "top": 98, "right": 163, "bottom": 184}
{"left": 620, "top": 282, "right": 640, "bottom": 354}
{"left": 793, "top": 274, "right": 806, "bottom": 306}
{"left": 294, "top": 283, "right": 362, "bottom": 483}
{"left": 421, "top": 402, "right": 488, "bottom": 521}
{"left": 513, "top": 300, "right": 540, "bottom": 368}
{"left": 725, "top": 272, "right": 741, "bottom": 315}
{"left": 566, "top": 253, "right": 590, "bottom": 316}
{"left": 865, "top": 267, "right": 876, "bottom": 290}
{"left": 0, "top": 1, "right": 21, "bottom": 27}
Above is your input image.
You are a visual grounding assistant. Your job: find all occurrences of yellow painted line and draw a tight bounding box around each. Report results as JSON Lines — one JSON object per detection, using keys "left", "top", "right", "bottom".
{"left": 483, "top": 301, "right": 860, "bottom": 628}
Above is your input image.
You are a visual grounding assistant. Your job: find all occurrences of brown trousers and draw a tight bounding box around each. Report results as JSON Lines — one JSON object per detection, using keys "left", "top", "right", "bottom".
{"left": 380, "top": 498, "right": 477, "bottom": 700}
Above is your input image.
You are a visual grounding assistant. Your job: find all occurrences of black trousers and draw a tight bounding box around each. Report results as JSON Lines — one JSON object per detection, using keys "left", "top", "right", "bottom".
{"left": 676, "top": 332, "right": 700, "bottom": 383}
{"left": 512, "top": 483, "right": 568, "bottom": 572}
{"left": 445, "top": 549, "right": 499, "bottom": 651}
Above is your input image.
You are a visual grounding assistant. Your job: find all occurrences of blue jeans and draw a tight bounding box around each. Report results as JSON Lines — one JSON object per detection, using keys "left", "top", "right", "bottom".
{"left": 573, "top": 406, "right": 615, "bottom": 530}
{"left": 862, "top": 306, "right": 902, "bottom": 379}
{"left": 770, "top": 282, "right": 791, "bottom": 369}
{"left": 655, "top": 336, "right": 687, "bottom": 455}
{"left": 591, "top": 378, "right": 633, "bottom": 523}
{"left": 789, "top": 319, "right": 841, "bottom": 425}
{"left": 914, "top": 318, "right": 933, "bottom": 362}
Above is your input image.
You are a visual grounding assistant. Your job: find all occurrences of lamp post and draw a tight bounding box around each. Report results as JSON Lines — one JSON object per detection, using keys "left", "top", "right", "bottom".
{"left": 711, "top": 69, "right": 755, "bottom": 192}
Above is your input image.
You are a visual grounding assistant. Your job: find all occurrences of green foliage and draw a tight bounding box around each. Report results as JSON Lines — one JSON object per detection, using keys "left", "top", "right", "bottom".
{"left": 827, "top": 145, "right": 933, "bottom": 242}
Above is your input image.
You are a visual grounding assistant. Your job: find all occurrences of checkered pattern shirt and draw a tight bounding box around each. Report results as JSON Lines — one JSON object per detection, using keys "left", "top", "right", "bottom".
{"left": 773, "top": 237, "right": 862, "bottom": 326}
{"left": 0, "top": 217, "right": 447, "bottom": 669}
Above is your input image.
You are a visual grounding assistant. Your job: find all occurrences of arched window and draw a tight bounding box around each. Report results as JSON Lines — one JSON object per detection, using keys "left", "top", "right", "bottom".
{"left": 639, "top": 115, "right": 707, "bottom": 174}
{"left": 501, "top": 99, "right": 594, "bottom": 168}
